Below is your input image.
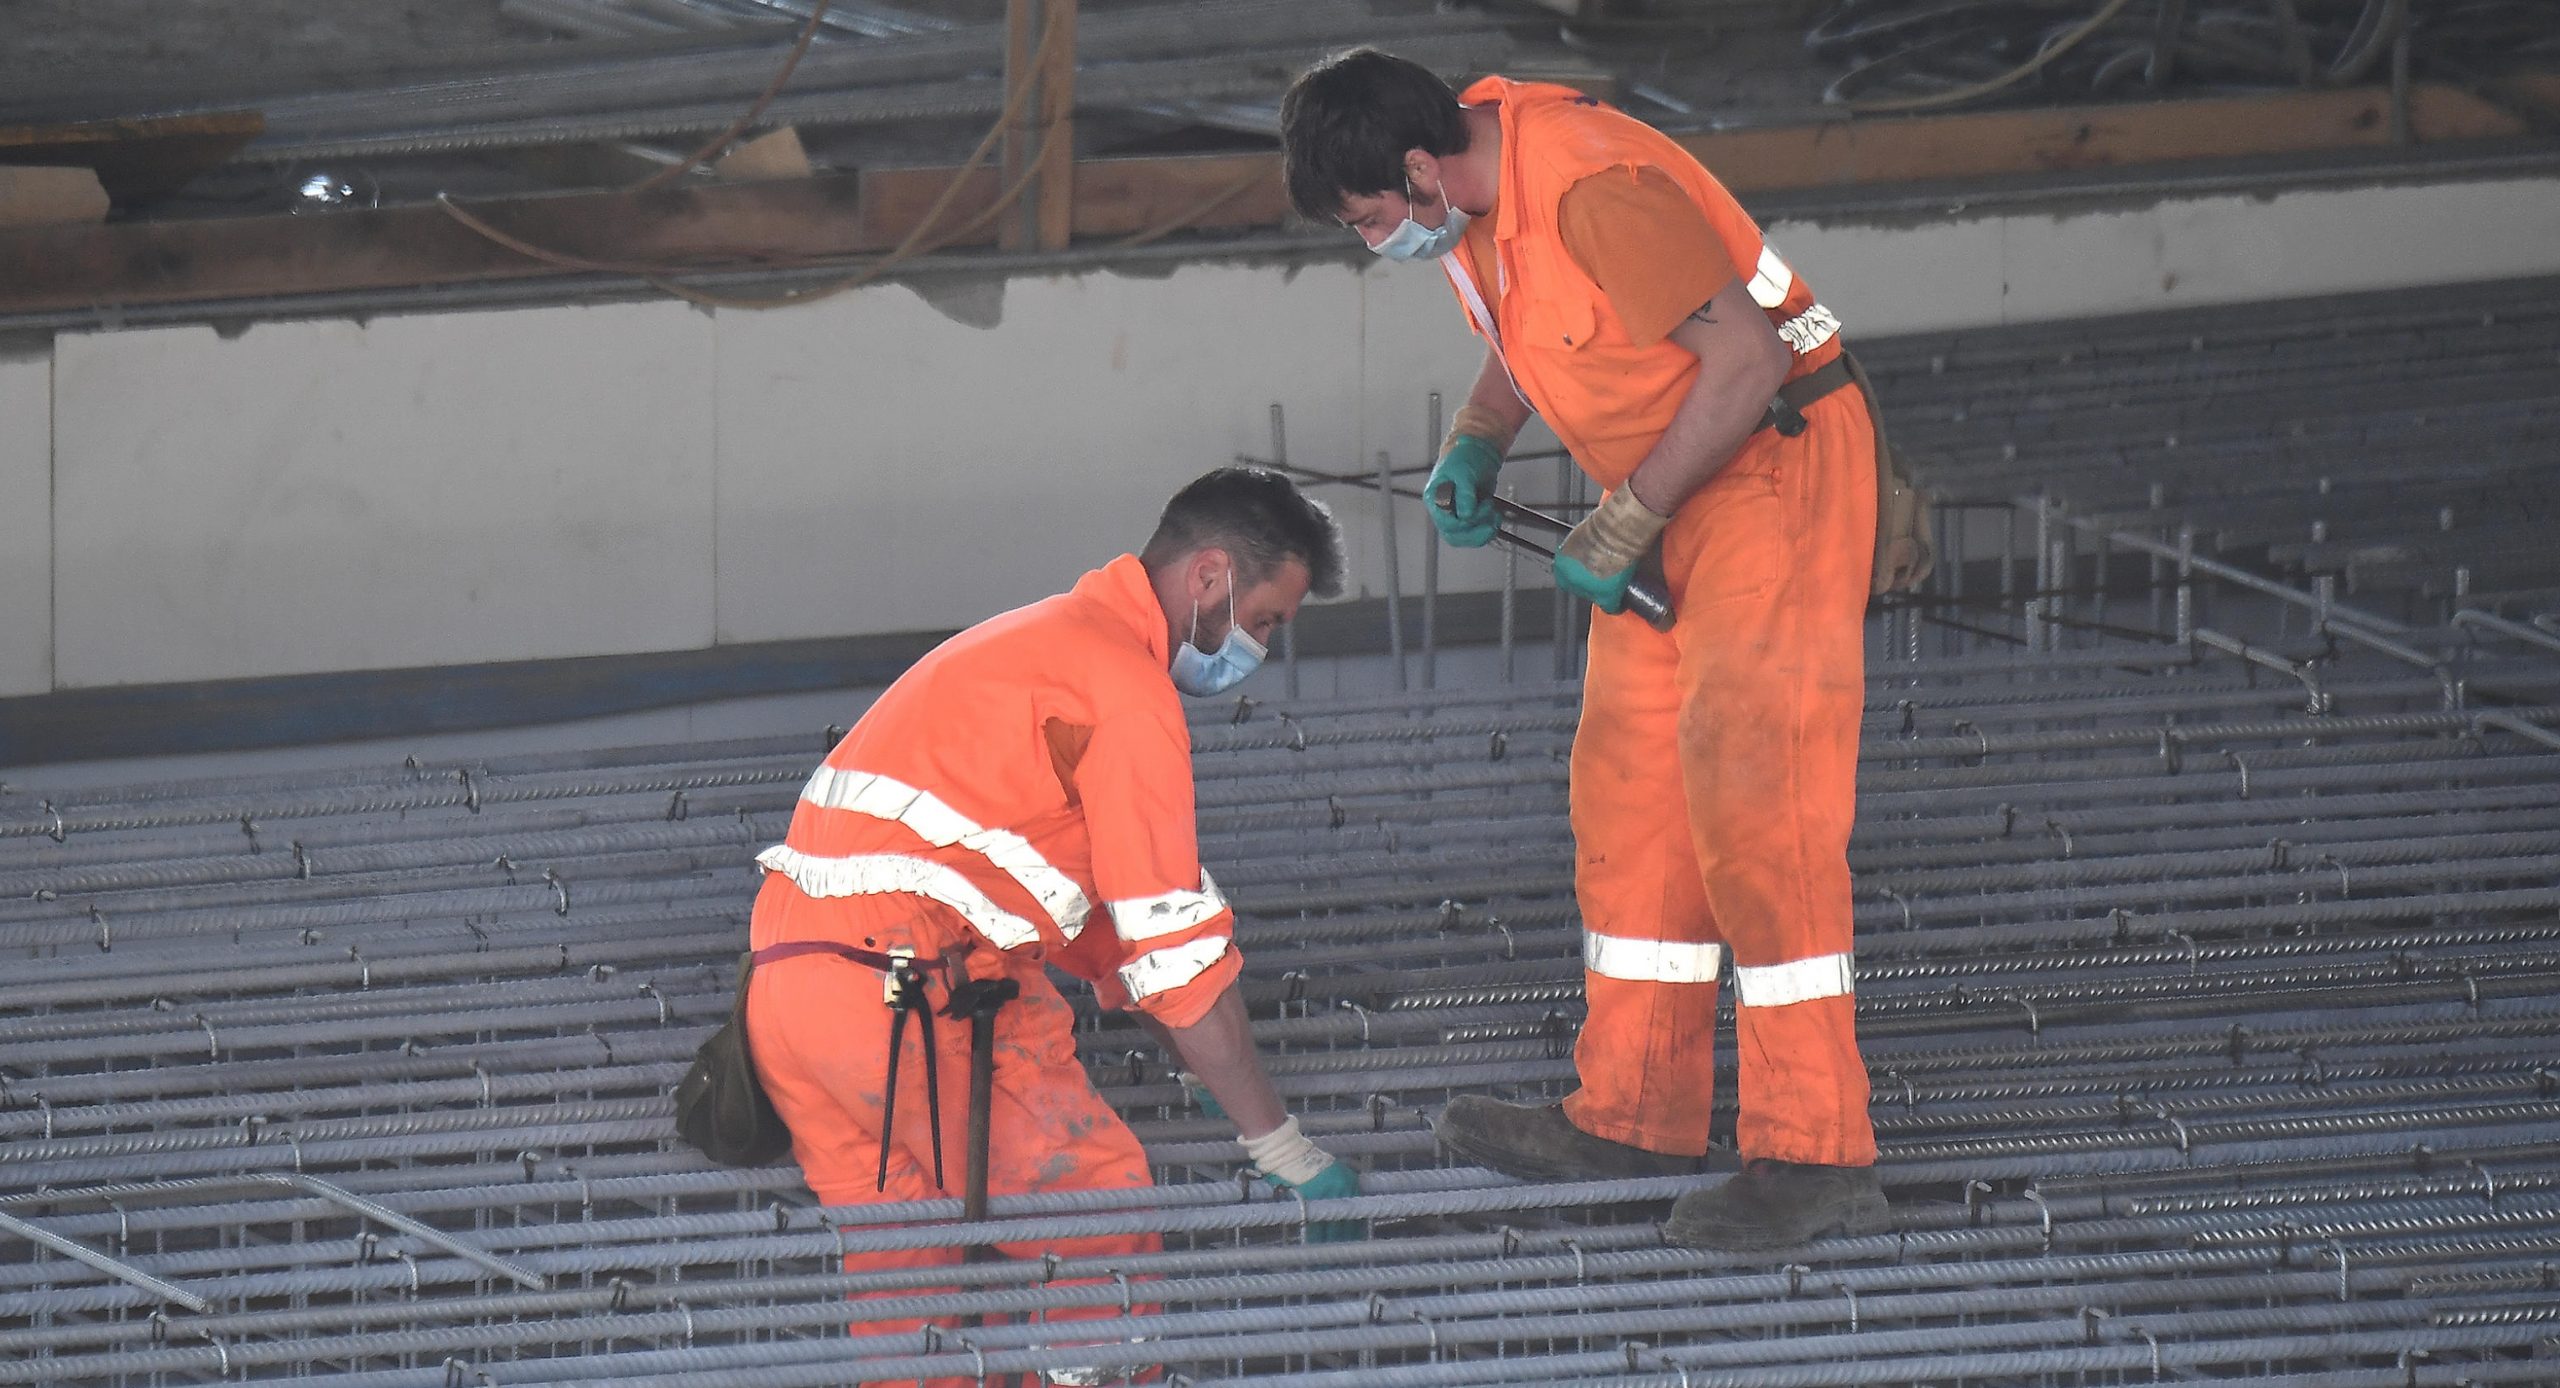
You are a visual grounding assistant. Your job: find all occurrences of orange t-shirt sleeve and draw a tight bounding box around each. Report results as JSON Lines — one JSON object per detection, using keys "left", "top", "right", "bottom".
{"left": 1557, "top": 165, "right": 1740, "bottom": 348}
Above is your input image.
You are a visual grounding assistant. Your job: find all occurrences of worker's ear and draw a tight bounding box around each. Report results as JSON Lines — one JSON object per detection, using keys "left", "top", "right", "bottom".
{"left": 1185, "top": 547, "right": 1234, "bottom": 604}
{"left": 1402, "top": 148, "right": 1436, "bottom": 190}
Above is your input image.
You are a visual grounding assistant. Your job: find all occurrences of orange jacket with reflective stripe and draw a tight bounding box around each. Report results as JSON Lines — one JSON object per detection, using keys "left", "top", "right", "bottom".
{"left": 1445, "top": 77, "right": 1845, "bottom": 490}
{"left": 752, "top": 554, "right": 1243, "bottom": 1028}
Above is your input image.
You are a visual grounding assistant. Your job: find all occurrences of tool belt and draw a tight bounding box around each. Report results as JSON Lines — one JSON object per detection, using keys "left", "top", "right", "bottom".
{"left": 672, "top": 939, "right": 959, "bottom": 1175}
{"left": 1753, "top": 350, "right": 1936, "bottom": 599}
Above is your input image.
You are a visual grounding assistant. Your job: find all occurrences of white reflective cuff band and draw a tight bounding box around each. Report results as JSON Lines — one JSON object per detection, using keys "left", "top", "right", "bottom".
{"left": 1584, "top": 931, "right": 1724, "bottom": 984}
{"left": 1777, "top": 302, "right": 1843, "bottom": 355}
{"left": 753, "top": 844, "right": 1041, "bottom": 950}
{"left": 1108, "top": 868, "right": 1230, "bottom": 942}
{"left": 1240, "top": 1115, "right": 1333, "bottom": 1187}
{"left": 800, "top": 766, "right": 1092, "bottom": 938}
{"left": 1747, "top": 245, "right": 1795, "bottom": 310}
{"left": 1731, "top": 952, "right": 1857, "bottom": 1008}
{"left": 1118, "top": 934, "right": 1231, "bottom": 1003}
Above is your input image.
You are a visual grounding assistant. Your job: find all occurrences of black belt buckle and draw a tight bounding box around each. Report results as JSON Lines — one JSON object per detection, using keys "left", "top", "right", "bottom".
{"left": 1764, "top": 393, "right": 1810, "bottom": 438}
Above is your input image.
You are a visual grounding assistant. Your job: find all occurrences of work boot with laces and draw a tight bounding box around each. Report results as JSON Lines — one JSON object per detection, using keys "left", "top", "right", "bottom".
{"left": 1663, "top": 1158, "right": 1890, "bottom": 1251}
{"left": 1433, "top": 1094, "right": 1729, "bottom": 1182}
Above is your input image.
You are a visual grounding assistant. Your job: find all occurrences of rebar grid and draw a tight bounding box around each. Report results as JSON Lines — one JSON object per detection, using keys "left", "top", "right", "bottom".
{"left": 8, "top": 281, "right": 2560, "bottom": 1384}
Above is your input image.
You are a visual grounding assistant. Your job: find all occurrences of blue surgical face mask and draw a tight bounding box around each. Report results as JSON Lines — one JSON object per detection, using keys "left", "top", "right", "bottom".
{"left": 1170, "top": 581, "right": 1269, "bottom": 697}
{"left": 1370, "top": 178, "right": 1469, "bottom": 263}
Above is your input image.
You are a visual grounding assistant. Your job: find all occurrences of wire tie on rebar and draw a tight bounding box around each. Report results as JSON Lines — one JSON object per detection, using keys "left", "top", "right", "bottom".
{"left": 2226, "top": 1024, "right": 2251, "bottom": 1066}
{"left": 2400, "top": 1347, "right": 2431, "bottom": 1387}
{"left": 149, "top": 1310, "right": 168, "bottom": 1345}
{"left": 1837, "top": 1283, "right": 1860, "bottom": 1332}
{"left": 194, "top": 1014, "right": 220, "bottom": 1061}
{"left": 1782, "top": 1262, "right": 1809, "bottom": 1297}
{"left": 2025, "top": 1188, "right": 2058, "bottom": 1251}
{"left": 41, "top": 800, "right": 64, "bottom": 843}
{"left": 356, "top": 1230, "right": 380, "bottom": 1265}
{"left": 2328, "top": 1241, "right": 2351, "bottom": 1303}
{"left": 666, "top": 789, "right": 688, "bottom": 822}
{"left": 2535, "top": 1066, "right": 2560, "bottom": 1100}
{"left": 397, "top": 1249, "right": 422, "bottom": 1293}
{"left": 2004, "top": 993, "right": 2041, "bottom": 1040}
{"left": 1885, "top": 1070, "right": 1917, "bottom": 1113}
{"left": 2157, "top": 729, "right": 2183, "bottom": 775}
{"left": 2169, "top": 930, "right": 2200, "bottom": 976}
{"left": 445, "top": 1356, "right": 473, "bottom": 1388}
{"left": 2137, "top": 1326, "right": 2161, "bottom": 1380}
{"left": 291, "top": 840, "right": 314, "bottom": 879}
{"left": 1278, "top": 712, "right": 1307, "bottom": 752}
{"left": 472, "top": 1062, "right": 493, "bottom": 1107}
{"left": 1113, "top": 1271, "right": 1135, "bottom": 1314}
{"left": 458, "top": 767, "right": 480, "bottom": 813}
{"left": 2225, "top": 750, "right": 2252, "bottom": 799}
{"left": 1040, "top": 1252, "right": 1062, "bottom": 1283}
{"left": 636, "top": 981, "right": 671, "bottom": 1026}
{"left": 1880, "top": 887, "right": 1914, "bottom": 932}
{"left": 239, "top": 814, "right": 260, "bottom": 851}
{"left": 350, "top": 945, "right": 370, "bottom": 989}
{"left": 93, "top": 906, "right": 110, "bottom": 953}
{"left": 1952, "top": 720, "right": 1989, "bottom": 766}
{"left": 2317, "top": 853, "right": 2351, "bottom": 899}
{"left": 2044, "top": 817, "right": 2075, "bottom": 860}
{"left": 578, "top": 1175, "right": 595, "bottom": 1217}
{"left": 1335, "top": 999, "right": 1373, "bottom": 1044}
{"left": 2466, "top": 1159, "right": 2500, "bottom": 1208}
{"left": 1367, "top": 1093, "right": 1392, "bottom": 1132}
{"left": 1964, "top": 1179, "right": 1992, "bottom": 1227}
{"left": 1498, "top": 1225, "right": 1524, "bottom": 1258}
{"left": 547, "top": 869, "right": 571, "bottom": 916}
{"left": 1996, "top": 802, "right": 2016, "bottom": 838}
{"left": 286, "top": 1132, "right": 305, "bottom": 1172}
{"left": 1325, "top": 795, "right": 1346, "bottom": 830}
{"left": 1488, "top": 730, "right": 1509, "bottom": 762}
{"left": 520, "top": 1149, "right": 545, "bottom": 1182}
{"left": 676, "top": 1299, "right": 696, "bottom": 1345}
{"left": 240, "top": 1113, "right": 265, "bottom": 1146}
{"left": 2079, "top": 1305, "right": 2111, "bottom": 1347}
{"left": 1493, "top": 918, "right": 1516, "bottom": 961}
{"left": 2460, "top": 970, "right": 2481, "bottom": 1013}
{"left": 1409, "top": 1308, "right": 1441, "bottom": 1358}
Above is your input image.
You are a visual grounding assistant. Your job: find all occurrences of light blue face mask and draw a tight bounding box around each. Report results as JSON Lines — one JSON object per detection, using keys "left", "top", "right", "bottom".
{"left": 1370, "top": 178, "right": 1469, "bottom": 263}
{"left": 1170, "top": 582, "right": 1269, "bottom": 697}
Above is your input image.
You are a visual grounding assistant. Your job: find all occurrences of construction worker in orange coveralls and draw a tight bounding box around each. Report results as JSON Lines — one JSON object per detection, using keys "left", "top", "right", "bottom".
{"left": 744, "top": 468, "right": 1362, "bottom": 1382}
{"left": 1282, "top": 50, "right": 1890, "bottom": 1250}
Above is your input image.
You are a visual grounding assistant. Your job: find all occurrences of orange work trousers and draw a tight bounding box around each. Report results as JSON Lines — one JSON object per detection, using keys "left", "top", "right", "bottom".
{"left": 1560, "top": 388, "right": 1880, "bottom": 1168}
{"left": 746, "top": 888, "right": 1159, "bottom": 1386}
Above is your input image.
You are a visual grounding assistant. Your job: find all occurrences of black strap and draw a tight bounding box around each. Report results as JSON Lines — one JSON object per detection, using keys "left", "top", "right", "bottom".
{"left": 1759, "top": 354, "right": 1857, "bottom": 438}
{"left": 752, "top": 939, "right": 948, "bottom": 974}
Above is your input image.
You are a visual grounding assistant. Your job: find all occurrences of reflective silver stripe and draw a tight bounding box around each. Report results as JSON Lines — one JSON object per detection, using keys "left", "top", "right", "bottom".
{"left": 1776, "top": 302, "right": 1843, "bottom": 355}
{"left": 1747, "top": 245, "right": 1794, "bottom": 310}
{"left": 754, "top": 844, "right": 1042, "bottom": 950}
{"left": 1731, "top": 952, "right": 1856, "bottom": 1008}
{"left": 800, "top": 767, "right": 1091, "bottom": 939}
{"left": 1118, "top": 934, "right": 1232, "bottom": 1003}
{"left": 1583, "top": 931, "right": 1723, "bottom": 984}
{"left": 1108, "top": 868, "right": 1229, "bottom": 943}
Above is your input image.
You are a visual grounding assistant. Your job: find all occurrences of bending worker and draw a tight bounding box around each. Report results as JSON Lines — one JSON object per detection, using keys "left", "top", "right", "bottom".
{"left": 1281, "top": 50, "right": 1900, "bottom": 1250}
{"left": 745, "top": 467, "right": 1361, "bottom": 1374}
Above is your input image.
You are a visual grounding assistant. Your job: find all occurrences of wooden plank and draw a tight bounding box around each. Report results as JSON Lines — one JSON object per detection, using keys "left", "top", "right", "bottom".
{"left": 0, "top": 79, "right": 2541, "bottom": 316}
{"left": 0, "top": 171, "right": 873, "bottom": 315}
{"left": 1676, "top": 85, "right": 2527, "bottom": 193}
{"left": 0, "top": 112, "right": 263, "bottom": 204}
{"left": 0, "top": 166, "right": 109, "bottom": 230}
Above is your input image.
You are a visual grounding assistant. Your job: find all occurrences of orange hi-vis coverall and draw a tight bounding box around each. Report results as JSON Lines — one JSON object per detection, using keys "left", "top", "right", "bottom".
{"left": 1443, "top": 77, "right": 1878, "bottom": 1168}
{"left": 745, "top": 553, "right": 1240, "bottom": 1381}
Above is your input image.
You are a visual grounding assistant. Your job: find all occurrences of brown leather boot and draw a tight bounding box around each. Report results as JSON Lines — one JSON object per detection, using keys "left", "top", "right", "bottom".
{"left": 1663, "top": 1159, "right": 1890, "bottom": 1251}
{"left": 1433, "top": 1095, "right": 1727, "bottom": 1182}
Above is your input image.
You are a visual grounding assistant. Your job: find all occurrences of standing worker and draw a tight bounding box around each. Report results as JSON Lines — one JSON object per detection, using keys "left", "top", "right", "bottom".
{"left": 1281, "top": 50, "right": 1924, "bottom": 1250}
{"left": 745, "top": 467, "right": 1361, "bottom": 1379}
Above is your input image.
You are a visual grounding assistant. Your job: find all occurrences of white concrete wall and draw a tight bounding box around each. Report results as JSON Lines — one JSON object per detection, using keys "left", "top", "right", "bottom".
{"left": 0, "top": 349, "right": 49, "bottom": 697}
{"left": 49, "top": 302, "right": 717, "bottom": 685}
{"left": 19, "top": 171, "right": 2560, "bottom": 693}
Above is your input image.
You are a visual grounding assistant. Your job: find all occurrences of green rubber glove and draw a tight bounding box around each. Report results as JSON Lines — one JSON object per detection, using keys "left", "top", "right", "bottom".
{"left": 1425, "top": 434, "right": 1504, "bottom": 549}
{"left": 1554, "top": 486, "right": 1670, "bottom": 617}
{"left": 1265, "top": 1158, "right": 1365, "bottom": 1244}
{"left": 1552, "top": 552, "right": 1635, "bottom": 614}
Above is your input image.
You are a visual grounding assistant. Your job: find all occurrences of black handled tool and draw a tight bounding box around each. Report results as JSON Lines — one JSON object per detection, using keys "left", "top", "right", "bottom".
{"left": 874, "top": 953, "right": 943, "bottom": 1193}
{"left": 1434, "top": 483, "right": 1677, "bottom": 632}
{"left": 940, "top": 977, "right": 1021, "bottom": 1241}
